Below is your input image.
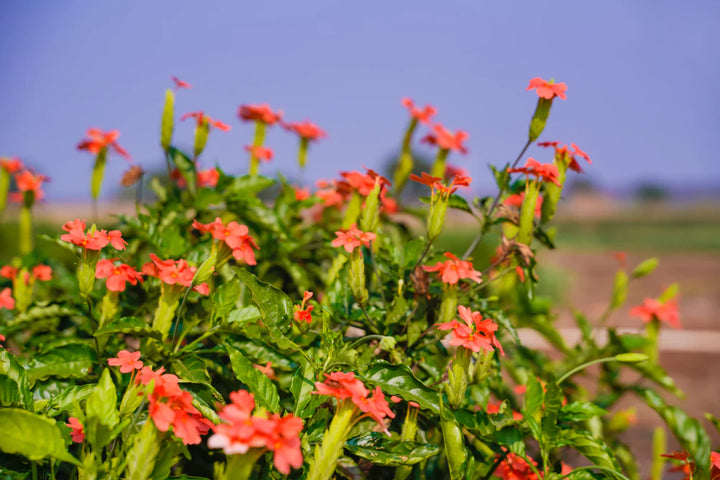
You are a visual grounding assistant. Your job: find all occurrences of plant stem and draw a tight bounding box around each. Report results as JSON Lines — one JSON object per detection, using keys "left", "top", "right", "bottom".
{"left": 557, "top": 356, "right": 619, "bottom": 384}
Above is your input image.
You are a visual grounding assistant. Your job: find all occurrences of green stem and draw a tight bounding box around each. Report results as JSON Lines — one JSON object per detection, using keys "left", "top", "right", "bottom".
{"left": 430, "top": 148, "right": 449, "bottom": 178}
{"left": 308, "top": 401, "right": 357, "bottom": 480}
{"left": 249, "top": 120, "right": 266, "bottom": 176}
{"left": 225, "top": 449, "right": 265, "bottom": 480}
{"left": 19, "top": 204, "right": 33, "bottom": 255}
{"left": 557, "top": 356, "right": 623, "bottom": 384}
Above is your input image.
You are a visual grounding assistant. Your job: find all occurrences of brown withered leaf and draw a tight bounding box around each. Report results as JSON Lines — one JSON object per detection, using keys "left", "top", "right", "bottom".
{"left": 121, "top": 165, "right": 144, "bottom": 187}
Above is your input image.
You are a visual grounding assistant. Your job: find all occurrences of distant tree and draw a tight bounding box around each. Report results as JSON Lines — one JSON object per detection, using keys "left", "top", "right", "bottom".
{"left": 634, "top": 182, "right": 668, "bottom": 202}
{"left": 566, "top": 177, "right": 598, "bottom": 195}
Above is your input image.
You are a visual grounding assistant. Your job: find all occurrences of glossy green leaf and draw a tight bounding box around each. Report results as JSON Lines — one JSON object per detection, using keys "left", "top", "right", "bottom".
{"left": 558, "top": 430, "right": 622, "bottom": 473}
{"left": 43, "top": 384, "right": 95, "bottom": 417}
{"left": 0, "top": 409, "right": 81, "bottom": 466}
{"left": 496, "top": 426, "right": 526, "bottom": 455}
{"left": 0, "top": 350, "right": 31, "bottom": 409}
{"left": 234, "top": 268, "right": 298, "bottom": 352}
{"left": 637, "top": 388, "right": 711, "bottom": 478}
{"left": 559, "top": 402, "right": 608, "bottom": 422}
{"left": 228, "top": 346, "right": 279, "bottom": 412}
{"left": 172, "top": 354, "right": 210, "bottom": 384}
{"left": 94, "top": 316, "right": 162, "bottom": 339}
{"left": 213, "top": 276, "right": 241, "bottom": 320}
{"left": 85, "top": 368, "right": 119, "bottom": 449}
{"left": 126, "top": 417, "right": 160, "bottom": 480}
{"left": 24, "top": 344, "right": 95, "bottom": 384}
{"left": 290, "top": 359, "right": 323, "bottom": 419}
{"left": 631, "top": 257, "right": 658, "bottom": 278}
{"left": 447, "top": 194, "right": 473, "bottom": 215}
{"left": 364, "top": 362, "right": 439, "bottom": 415}
{"left": 345, "top": 432, "right": 440, "bottom": 466}
{"left": 230, "top": 175, "right": 275, "bottom": 196}
{"left": 524, "top": 375, "right": 543, "bottom": 417}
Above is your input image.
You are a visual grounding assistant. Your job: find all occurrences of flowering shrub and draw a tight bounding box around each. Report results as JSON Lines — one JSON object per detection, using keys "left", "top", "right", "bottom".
{"left": 0, "top": 76, "right": 717, "bottom": 480}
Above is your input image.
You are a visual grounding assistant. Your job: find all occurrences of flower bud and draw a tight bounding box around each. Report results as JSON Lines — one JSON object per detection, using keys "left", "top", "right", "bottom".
{"left": 161, "top": 89, "right": 174, "bottom": 152}
{"left": 348, "top": 250, "right": 368, "bottom": 305}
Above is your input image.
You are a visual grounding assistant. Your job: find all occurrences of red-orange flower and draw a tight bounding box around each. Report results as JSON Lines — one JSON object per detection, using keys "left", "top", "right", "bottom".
{"left": 526, "top": 77, "right": 567, "bottom": 100}
{"left": 507, "top": 158, "right": 561, "bottom": 186}
{"left": 422, "top": 252, "right": 482, "bottom": 285}
{"left": 294, "top": 186, "right": 310, "bottom": 201}
{"left": 13, "top": 170, "right": 48, "bottom": 201}
{"left": 331, "top": 224, "right": 376, "bottom": 253}
{"left": 77, "top": 128, "right": 131, "bottom": 160}
{"left": 630, "top": 297, "right": 681, "bottom": 329}
{"left": 284, "top": 120, "right": 327, "bottom": 141}
{"left": 238, "top": 104, "right": 283, "bottom": 125}
{"left": 61, "top": 219, "right": 127, "bottom": 251}
{"left": 95, "top": 259, "right": 143, "bottom": 292}
{"left": 538, "top": 141, "right": 592, "bottom": 173}
{"left": 197, "top": 168, "right": 220, "bottom": 188}
{"left": 421, "top": 124, "right": 469, "bottom": 154}
{"left": 171, "top": 76, "right": 191, "bottom": 90}
{"left": 193, "top": 217, "right": 260, "bottom": 265}
{"left": 410, "top": 171, "right": 472, "bottom": 196}
{"left": 293, "top": 290, "right": 314, "bottom": 324}
{"left": 0, "top": 288, "right": 14, "bottom": 310}
{"left": 661, "top": 451, "right": 694, "bottom": 480}
{"left": 32, "top": 265, "right": 52, "bottom": 282}
{"left": 244, "top": 145, "right": 274, "bottom": 162}
{"left": 340, "top": 168, "right": 391, "bottom": 196}
{"left": 107, "top": 349, "right": 143, "bottom": 373}
{"left": 141, "top": 254, "right": 209, "bottom": 293}
{"left": 0, "top": 157, "right": 23, "bottom": 173}
{"left": 66, "top": 417, "right": 85, "bottom": 443}
{"left": 181, "top": 111, "right": 231, "bottom": 132}
{"left": 437, "top": 305, "right": 504, "bottom": 354}
{"left": 401, "top": 98, "right": 437, "bottom": 124}
{"left": 253, "top": 361, "right": 277, "bottom": 380}
{"left": 208, "top": 390, "right": 304, "bottom": 475}
{"left": 495, "top": 452, "right": 540, "bottom": 480}
{"left": 503, "top": 192, "right": 543, "bottom": 217}
{"left": 486, "top": 401, "right": 523, "bottom": 420}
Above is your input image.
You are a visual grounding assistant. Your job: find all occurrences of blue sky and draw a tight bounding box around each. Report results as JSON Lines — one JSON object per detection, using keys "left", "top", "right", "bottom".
{"left": 1, "top": 1, "right": 719, "bottom": 199}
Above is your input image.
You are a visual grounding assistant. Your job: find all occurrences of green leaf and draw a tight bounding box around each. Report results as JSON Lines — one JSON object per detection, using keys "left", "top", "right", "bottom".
{"left": 290, "top": 359, "right": 323, "bottom": 419}
{"left": 524, "top": 375, "right": 543, "bottom": 417}
{"left": 629, "top": 362, "right": 684, "bottom": 398}
{"left": 0, "top": 350, "right": 31, "bottom": 409}
{"left": 364, "top": 362, "right": 439, "bottom": 415}
{"left": 541, "top": 377, "right": 563, "bottom": 442}
{"left": 24, "top": 344, "right": 95, "bottom": 385}
{"left": 234, "top": 268, "right": 298, "bottom": 352}
{"left": 169, "top": 146, "right": 196, "bottom": 196}
{"left": 345, "top": 432, "right": 440, "bottom": 466}
{"left": 172, "top": 354, "right": 210, "bottom": 384}
{"left": 125, "top": 418, "right": 160, "bottom": 480}
{"left": 94, "top": 316, "right": 162, "bottom": 339}
{"left": 559, "top": 402, "right": 608, "bottom": 422}
{"left": 223, "top": 305, "right": 262, "bottom": 330}
{"left": 637, "top": 388, "right": 711, "bottom": 478}
{"left": 659, "top": 283, "right": 679, "bottom": 303}
{"left": 213, "top": 277, "right": 241, "bottom": 320}
{"left": 631, "top": 257, "right": 658, "bottom": 278}
{"left": 85, "top": 368, "right": 119, "bottom": 449}
{"left": 447, "top": 194, "right": 474, "bottom": 215}
{"left": 230, "top": 175, "right": 275, "bottom": 196}
{"left": 558, "top": 430, "right": 622, "bottom": 473}
{"left": 0, "top": 409, "right": 81, "bottom": 466}
{"left": 496, "top": 426, "right": 526, "bottom": 456}
{"left": 227, "top": 346, "right": 280, "bottom": 412}
{"left": 43, "top": 384, "right": 95, "bottom": 417}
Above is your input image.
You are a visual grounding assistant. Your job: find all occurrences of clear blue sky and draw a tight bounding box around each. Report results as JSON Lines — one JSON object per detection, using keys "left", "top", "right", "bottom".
{"left": 1, "top": 1, "right": 719, "bottom": 200}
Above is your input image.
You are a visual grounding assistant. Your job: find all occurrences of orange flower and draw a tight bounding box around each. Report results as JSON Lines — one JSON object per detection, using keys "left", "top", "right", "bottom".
{"left": 244, "top": 145, "right": 274, "bottom": 162}
{"left": 293, "top": 186, "right": 310, "bottom": 201}
{"left": 444, "top": 164, "right": 468, "bottom": 182}
{"left": 95, "top": 259, "right": 143, "bottom": 292}
{"left": 538, "top": 141, "right": 592, "bottom": 173}
{"left": 494, "top": 452, "right": 540, "bottom": 480}
{"left": 31, "top": 265, "right": 52, "bottom": 281}
{"left": 61, "top": 218, "right": 127, "bottom": 251}
{"left": 171, "top": 76, "right": 191, "bottom": 90}
{"left": 193, "top": 217, "right": 260, "bottom": 265}
{"left": 661, "top": 451, "right": 694, "bottom": 480}
{"left": 507, "top": 158, "right": 561, "bottom": 186}
{"left": 284, "top": 120, "right": 327, "bottom": 141}
{"left": 437, "top": 305, "right": 503, "bottom": 354}
{"left": 340, "top": 168, "right": 391, "bottom": 196}
{"left": 208, "top": 390, "right": 304, "bottom": 474}
{"left": 238, "top": 104, "right": 283, "bottom": 125}
{"left": 66, "top": 417, "right": 85, "bottom": 443}
{"left": 141, "top": 254, "right": 209, "bottom": 293}
{"left": 293, "top": 290, "right": 314, "bottom": 324}
{"left": 410, "top": 171, "right": 471, "bottom": 196}
{"left": 0, "top": 157, "right": 23, "bottom": 173}
{"left": 503, "top": 192, "right": 543, "bottom": 217}
{"left": 107, "top": 350, "right": 143, "bottom": 373}
{"left": 181, "top": 111, "right": 231, "bottom": 131}
{"left": 526, "top": 77, "right": 567, "bottom": 100}
{"left": 197, "top": 168, "right": 219, "bottom": 188}
{"left": 630, "top": 296, "right": 681, "bottom": 329}
{"left": 331, "top": 224, "right": 376, "bottom": 253}
{"left": 77, "top": 128, "right": 131, "bottom": 160}
{"left": 0, "top": 288, "right": 14, "bottom": 310}
{"left": 253, "top": 361, "right": 277, "bottom": 380}
{"left": 486, "top": 402, "right": 523, "bottom": 420}
{"left": 422, "top": 252, "right": 482, "bottom": 285}
{"left": 421, "top": 124, "right": 469, "bottom": 153}
{"left": 401, "top": 98, "right": 437, "bottom": 124}
{"left": 13, "top": 170, "right": 48, "bottom": 201}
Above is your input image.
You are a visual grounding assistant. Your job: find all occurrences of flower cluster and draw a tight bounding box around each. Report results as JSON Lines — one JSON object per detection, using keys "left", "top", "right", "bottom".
{"left": 61, "top": 219, "right": 127, "bottom": 251}
{"left": 423, "top": 252, "right": 482, "bottom": 285}
{"left": 141, "top": 254, "right": 209, "bottom": 294}
{"left": 315, "top": 168, "right": 396, "bottom": 213}
{"left": 313, "top": 372, "right": 395, "bottom": 432}
{"left": 494, "top": 452, "right": 540, "bottom": 480}
{"left": 437, "top": 305, "right": 504, "bottom": 354}
{"left": 95, "top": 259, "right": 143, "bottom": 292}
{"left": 331, "top": 224, "right": 376, "bottom": 253}
{"left": 208, "top": 390, "right": 304, "bottom": 475}
{"left": 193, "top": 217, "right": 260, "bottom": 265}
{"left": 1, "top": 264, "right": 52, "bottom": 284}
{"left": 630, "top": 296, "right": 681, "bottom": 329}
{"left": 507, "top": 158, "right": 561, "bottom": 186}
{"left": 293, "top": 290, "right": 314, "bottom": 323}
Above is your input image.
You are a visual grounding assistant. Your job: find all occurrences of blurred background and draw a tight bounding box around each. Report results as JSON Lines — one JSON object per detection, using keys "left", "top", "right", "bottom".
{"left": 1, "top": 0, "right": 719, "bottom": 472}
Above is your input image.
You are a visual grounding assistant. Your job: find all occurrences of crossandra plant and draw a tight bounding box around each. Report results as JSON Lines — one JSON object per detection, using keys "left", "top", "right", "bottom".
{"left": 0, "top": 76, "right": 718, "bottom": 480}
